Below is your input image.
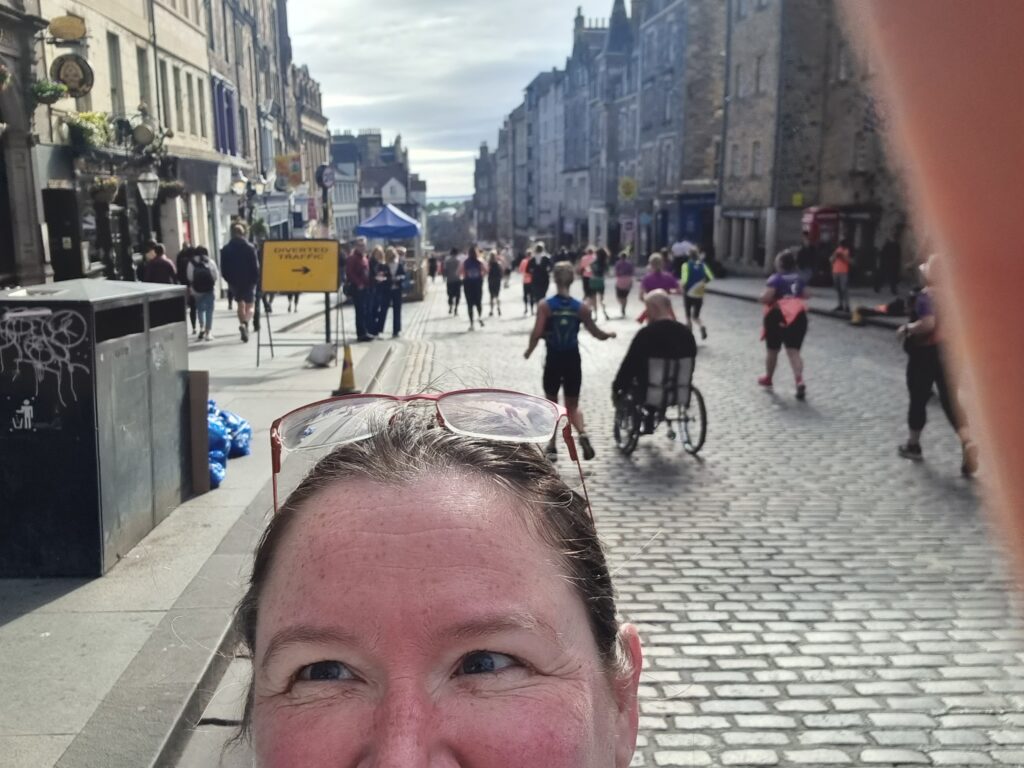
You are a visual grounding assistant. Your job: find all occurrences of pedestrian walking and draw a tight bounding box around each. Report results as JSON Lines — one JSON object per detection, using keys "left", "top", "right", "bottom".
{"left": 220, "top": 223, "right": 260, "bottom": 343}
{"left": 444, "top": 248, "right": 462, "bottom": 316}
{"left": 896, "top": 255, "right": 978, "bottom": 475}
{"left": 176, "top": 245, "right": 198, "bottom": 334}
{"left": 141, "top": 240, "right": 177, "bottom": 284}
{"left": 460, "top": 246, "right": 486, "bottom": 331}
{"left": 875, "top": 232, "right": 902, "bottom": 295}
{"left": 524, "top": 263, "right": 616, "bottom": 462}
{"left": 369, "top": 247, "right": 391, "bottom": 336}
{"left": 427, "top": 252, "right": 439, "bottom": 283}
{"left": 501, "top": 246, "right": 512, "bottom": 288}
{"left": 758, "top": 249, "right": 809, "bottom": 400}
{"left": 186, "top": 246, "right": 219, "bottom": 341}
{"left": 614, "top": 252, "right": 636, "bottom": 318}
{"left": 639, "top": 252, "right": 680, "bottom": 300}
{"left": 487, "top": 249, "right": 504, "bottom": 317}
{"left": 519, "top": 252, "right": 535, "bottom": 315}
{"left": 831, "top": 238, "right": 852, "bottom": 312}
{"left": 589, "top": 248, "right": 611, "bottom": 321}
{"left": 285, "top": 293, "right": 300, "bottom": 312}
{"left": 681, "top": 248, "right": 715, "bottom": 340}
{"left": 579, "top": 246, "right": 596, "bottom": 300}
{"left": 345, "top": 243, "right": 373, "bottom": 342}
{"left": 384, "top": 246, "right": 406, "bottom": 338}
{"left": 528, "top": 243, "right": 554, "bottom": 308}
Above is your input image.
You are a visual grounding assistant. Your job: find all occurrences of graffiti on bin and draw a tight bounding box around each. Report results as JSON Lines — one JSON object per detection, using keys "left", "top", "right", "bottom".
{"left": 0, "top": 308, "right": 90, "bottom": 407}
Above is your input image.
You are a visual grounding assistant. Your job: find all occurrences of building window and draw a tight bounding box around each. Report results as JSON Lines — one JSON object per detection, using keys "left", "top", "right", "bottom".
{"left": 192, "top": 0, "right": 200, "bottom": 25}
{"left": 734, "top": 63, "right": 743, "bottom": 97}
{"left": 730, "top": 143, "right": 740, "bottom": 177}
{"left": 159, "top": 60, "right": 172, "bottom": 130}
{"left": 853, "top": 132, "right": 869, "bottom": 171}
{"left": 751, "top": 140, "right": 763, "bottom": 176}
{"left": 755, "top": 54, "right": 765, "bottom": 94}
{"left": 172, "top": 66, "right": 184, "bottom": 132}
{"left": 186, "top": 73, "right": 197, "bottom": 135}
{"left": 197, "top": 79, "right": 207, "bottom": 138}
{"left": 239, "top": 105, "right": 249, "bottom": 157}
{"left": 107, "top": 33, "right": 124, "bottom": 115}
{"left": 736, "top": 0, "right": 748, "bottom": 21}
{"left": 136, "top": 47, "right": 151, "bottom": 112}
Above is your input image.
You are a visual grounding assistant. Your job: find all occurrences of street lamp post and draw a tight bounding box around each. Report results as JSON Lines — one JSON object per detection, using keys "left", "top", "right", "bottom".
{"left": 135, "top": 169, "right": 160, "bottom": 281}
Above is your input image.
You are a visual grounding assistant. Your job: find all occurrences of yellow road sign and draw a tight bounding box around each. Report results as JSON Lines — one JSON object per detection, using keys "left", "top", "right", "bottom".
{"left": 261, "top": 240, "right": 339, "bottom": 293}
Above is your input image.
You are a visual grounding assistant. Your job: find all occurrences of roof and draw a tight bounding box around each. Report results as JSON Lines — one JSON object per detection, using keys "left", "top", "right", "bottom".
{"left": 361, "top": 164, "right": 408, "bottom": 192}
{"left": 606, "top": 0, "right": 633, "bottom": 54}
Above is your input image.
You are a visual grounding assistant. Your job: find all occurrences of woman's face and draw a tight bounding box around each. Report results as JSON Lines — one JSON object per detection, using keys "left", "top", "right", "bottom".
{"left": 252, "top": 476, "right": 641, "bottom": 767}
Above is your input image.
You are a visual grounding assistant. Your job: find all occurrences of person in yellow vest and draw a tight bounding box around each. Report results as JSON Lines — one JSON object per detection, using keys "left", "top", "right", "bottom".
{"left": 680, "top": 248, "right": 714, "bottom": 340}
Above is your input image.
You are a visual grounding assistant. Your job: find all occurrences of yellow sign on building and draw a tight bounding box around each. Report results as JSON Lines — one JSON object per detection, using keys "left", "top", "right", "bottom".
{"left": 261, "top": 240, "right": 339, "bottom": 293}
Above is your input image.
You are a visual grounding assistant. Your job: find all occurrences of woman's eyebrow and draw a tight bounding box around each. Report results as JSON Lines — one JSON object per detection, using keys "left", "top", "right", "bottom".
{"left": 260, "top": 625, "right": 361, "bottom": 671}
{"left": 443, "top": 612, "right": 565, "bottom": 647}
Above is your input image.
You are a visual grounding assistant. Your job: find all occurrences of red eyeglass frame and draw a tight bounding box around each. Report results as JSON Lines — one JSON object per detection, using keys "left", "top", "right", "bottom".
{"left": 269, "top": 389, "right": 592, "bottom": 521}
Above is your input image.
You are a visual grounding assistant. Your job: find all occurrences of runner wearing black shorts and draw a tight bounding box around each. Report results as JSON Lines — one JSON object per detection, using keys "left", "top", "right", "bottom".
{"left": 758, "top": 249, "right": 809, "bottom": 400}
{"left": 524, "top": 263, "right": 616, "bottom": 462}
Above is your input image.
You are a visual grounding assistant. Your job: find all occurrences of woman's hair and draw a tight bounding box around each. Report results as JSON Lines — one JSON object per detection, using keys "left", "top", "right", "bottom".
{"left": 488, "top": 250, "right": 498, "bottom": 262}
{"left": 468, "top": 245, "right": 479, "bottom": 260}
{"left": 553, "top": 262, "right": 575, "bottom": 290}
{"left": 648, "top": 253, "right": 664, "bottom": 271}
{"left": 232, "top": 410, "right": 627, "bottom": 738}
{"left": 596, "top": 248, "right": 609, "bottom": 267}
{"left": 776, "top": 248, "right": 797, "bottom": 272}
{"left": 384, "top": 246, "right": 398, "bottom": 261}
{"left": 371, "top": 246, "right": 385, "bottom": 261}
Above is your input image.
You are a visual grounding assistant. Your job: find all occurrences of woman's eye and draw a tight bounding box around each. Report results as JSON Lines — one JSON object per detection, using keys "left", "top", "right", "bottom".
{"left": 458, "top": 651, "right": 519, "bottom": 676}
{"left": 296, "top": 661, "right": 354, "bottom": 682}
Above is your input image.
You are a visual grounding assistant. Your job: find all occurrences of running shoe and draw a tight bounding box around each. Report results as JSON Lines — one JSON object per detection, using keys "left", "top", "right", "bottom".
{"left": 796, "top": 378, "right": 806, "bottom": 401}
{"left": 579, "top": 434, "right": 596, "bottom": 461}
{"left": 479, "top": 319, "right": 485, "bottom": 328}
{"left": 961, "top": 441, "right": 979, "bottom": 477}
{"left": 239, "top": 324, "right": 249, "bottom": 343}
{"left": 701, "top": 327, "right": 708, "bottom": 340}
{"left": 757, "top": 375, "right": 773, "bottom": 388}
{"left": 898, "top": 442, "right": 923, "bottom": 461}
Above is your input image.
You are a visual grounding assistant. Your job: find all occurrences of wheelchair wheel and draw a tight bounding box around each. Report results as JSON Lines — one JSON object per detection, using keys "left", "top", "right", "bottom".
{"left": 614, "top": 399, "right": 641, "bottom": 456}
{"left": 682, "top": 386, "right": 707, "bottom": 455}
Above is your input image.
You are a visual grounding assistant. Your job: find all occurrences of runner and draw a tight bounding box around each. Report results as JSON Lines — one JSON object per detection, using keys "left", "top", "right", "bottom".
{"left": 614, "top": 251, "right": 636, "bottom": 318}
{"left": 896, "top": 255, "right": 978, "bottom": 475}
{"left": 460, "top": 245, "right": 486, "bottom": 331}
{"left": 590, "top": 248, "right": 612, "bottom": 321}
{"left": 758, "top": 249, "right": 809, "bottom": 400}
{"left": 528, "top": 243, "right": 554, "bottom": 309}
{"left": 444, "top": 248, "right": 462, "bottom": 316}
{"left": 524, "top": 262, "right": 617, "bottom": 462}
{"left": 519, "top": 253, "right": 535, "bottom": 315}
{"left": 681, "top": 248, "right": 715, "bottom": 340}
{"left": 640, "top": 252, "right": 680, "bottom": 300}
{"left": 487, "top": 249, "right": 504, "bottom": 317}
{"left": 579, "top": 246, "right": 596, "bottom": 302}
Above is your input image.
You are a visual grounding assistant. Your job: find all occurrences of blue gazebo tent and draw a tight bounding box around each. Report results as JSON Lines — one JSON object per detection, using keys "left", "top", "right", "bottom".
{"left": 355, "top": 204, "right": 421, "bottom": 239}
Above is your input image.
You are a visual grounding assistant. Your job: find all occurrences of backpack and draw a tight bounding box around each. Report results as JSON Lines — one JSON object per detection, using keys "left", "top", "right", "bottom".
{"left": 191, "top": 260, "right": 215, "bottom": 293}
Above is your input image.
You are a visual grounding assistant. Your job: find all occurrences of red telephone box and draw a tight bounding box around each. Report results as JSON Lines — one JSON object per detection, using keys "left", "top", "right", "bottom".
{"left": 802, "top": 207, "right": 840, "bottom": 246}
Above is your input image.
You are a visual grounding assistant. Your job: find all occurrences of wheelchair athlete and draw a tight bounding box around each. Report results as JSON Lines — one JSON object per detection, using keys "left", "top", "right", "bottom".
{"left": 612, "top": 290, "right": 698, "bottom": 433}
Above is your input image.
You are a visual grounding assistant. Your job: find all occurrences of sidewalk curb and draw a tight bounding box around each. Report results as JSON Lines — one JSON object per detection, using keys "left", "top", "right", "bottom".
{"left": 53, "top": 338, "right": 399, "bottom": 768}
{"left": 707, "top": 284, "right": 903, "bottom": 331}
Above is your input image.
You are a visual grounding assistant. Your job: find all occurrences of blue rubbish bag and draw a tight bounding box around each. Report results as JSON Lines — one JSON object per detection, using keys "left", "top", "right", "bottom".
{"left": 218, "top": 408, "right": 253, "bottom": 458}
{"left": 208, "top": 415, "right": 230, "bottom": 455}
{"left": 209, "top": 460, "right": 226, "bottom": 489}
{"left": 209, "top": 449, "right": 228, "bottom": 468}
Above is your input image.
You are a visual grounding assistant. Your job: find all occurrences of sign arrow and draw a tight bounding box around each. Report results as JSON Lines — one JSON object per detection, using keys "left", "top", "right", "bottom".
{"left": 291, "top": 266, "right": 312, "bottom": 275}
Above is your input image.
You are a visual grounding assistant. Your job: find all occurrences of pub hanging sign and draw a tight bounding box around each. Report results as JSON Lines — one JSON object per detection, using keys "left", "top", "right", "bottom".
{"left": 50, "top": 54, "right": 94, "bottom": 98}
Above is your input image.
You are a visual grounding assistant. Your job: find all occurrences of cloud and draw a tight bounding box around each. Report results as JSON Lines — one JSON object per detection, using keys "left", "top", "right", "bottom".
{"left": 288, "top": 0, "right": 616, "bottom": 196}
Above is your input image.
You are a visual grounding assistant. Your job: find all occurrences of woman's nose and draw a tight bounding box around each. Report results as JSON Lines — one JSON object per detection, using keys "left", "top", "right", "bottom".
{"left": 367, "top": 682, "right": 451, "bottom": 768}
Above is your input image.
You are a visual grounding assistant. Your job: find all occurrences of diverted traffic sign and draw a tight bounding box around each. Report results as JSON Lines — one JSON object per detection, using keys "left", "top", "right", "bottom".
{"left": 261, "top": 240, "right": 339, "bottom": 293}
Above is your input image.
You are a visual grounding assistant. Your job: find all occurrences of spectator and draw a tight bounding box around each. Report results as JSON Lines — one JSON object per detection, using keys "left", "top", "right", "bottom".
{"left": 876, "top": 232, "right": 903, "bottom": 295}
{"left": 176, "top": 245, "right": 197, "bottom": 334}
{"left": 384, "top": 246, "right": 406, "bottom": 338}
{"left": 345, "top": 243, "right": 372, "bottom": 342}
{"left": 141, "top": 240, "right": 177, "bottom": 284}
{"left": 830, "top": 238, "right": 852, "bottom": 313}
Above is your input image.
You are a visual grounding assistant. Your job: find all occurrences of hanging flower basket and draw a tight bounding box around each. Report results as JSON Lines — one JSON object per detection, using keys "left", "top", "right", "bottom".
{"left": 65, "top": 112, "right": 112, "bottom": 154}
{"left": 158, "top": 180, "right": 185, "bottom": 201}
{"left": 249, "top": 217, "right": 269, "bottom": 240}
{"left": 0, "top": 64, "right": 12, "bottom": 93}
{"left": 90, "top": 176, "right": 120, "bottom": 205}
{"left": 31, "top": 79, "right": 68, "bottom": 105}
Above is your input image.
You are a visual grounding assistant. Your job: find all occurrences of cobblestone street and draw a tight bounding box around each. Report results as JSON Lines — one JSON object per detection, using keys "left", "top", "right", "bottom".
{"left": 180, "top": 278, "right": 1024, "bottom": 767}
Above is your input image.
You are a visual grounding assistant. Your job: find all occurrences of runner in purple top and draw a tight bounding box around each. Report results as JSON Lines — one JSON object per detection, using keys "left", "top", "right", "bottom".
{"left": 640, "top": 253, "right": 680, "bottom": 298}
{"left": 759, "top": 249, "right": 810, "bottom": 400}
{"left": 765, "top": 270, "right": 807, "bottom": 300}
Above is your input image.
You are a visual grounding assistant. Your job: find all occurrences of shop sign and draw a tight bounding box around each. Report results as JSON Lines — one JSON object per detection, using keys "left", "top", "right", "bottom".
{"left": 274, "top": 153, "right": 303, "bottom": 189}
{"left": 791, "top": 192, "right": 805, "bottom": 207}
{"left": 50, "top": 54, "right": 94, "bottom": 98}
{"left": 48, "top": 15, "right": 87, "bottom": 41}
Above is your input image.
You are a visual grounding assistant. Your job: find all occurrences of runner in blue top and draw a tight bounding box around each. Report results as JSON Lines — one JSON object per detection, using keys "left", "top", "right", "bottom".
{"left": 525, "top": 262, "right": 616, "bottom": 462}
{"left": 680, "top": 249, "right": 714, "bottom": 340}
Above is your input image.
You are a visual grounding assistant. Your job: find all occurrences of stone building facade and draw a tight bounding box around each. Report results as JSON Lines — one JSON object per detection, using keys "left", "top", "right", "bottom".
{"left": 717, "top": 0, "right": 907, "bottom": 276}
{"left": 472, "top": 142, "right": 497, "bottom": 243}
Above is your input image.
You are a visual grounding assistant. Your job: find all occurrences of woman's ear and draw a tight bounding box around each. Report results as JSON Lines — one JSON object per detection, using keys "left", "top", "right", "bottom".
{"left": 613, "top": 623, "right": 643, "bottom": 768}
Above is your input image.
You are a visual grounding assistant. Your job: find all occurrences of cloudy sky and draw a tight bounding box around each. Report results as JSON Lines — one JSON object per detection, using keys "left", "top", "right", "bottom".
{"left": 288, "top": 0, "right": 615, "bottom": 198}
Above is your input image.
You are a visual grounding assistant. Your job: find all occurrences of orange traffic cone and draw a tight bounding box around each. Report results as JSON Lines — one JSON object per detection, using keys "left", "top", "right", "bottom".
{"left": 332, "top": 344, "right": 359, "bottom": 396}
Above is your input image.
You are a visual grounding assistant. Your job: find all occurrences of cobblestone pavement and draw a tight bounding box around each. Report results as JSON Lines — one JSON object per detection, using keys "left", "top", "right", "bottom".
{"left": 182, "top": 277, "right": 1024, "bottom": 767}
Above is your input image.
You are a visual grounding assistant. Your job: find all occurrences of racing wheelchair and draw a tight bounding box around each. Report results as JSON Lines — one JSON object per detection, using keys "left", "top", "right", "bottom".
{"left": 613, "top": 356, "right": 707, "bottom": 457}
